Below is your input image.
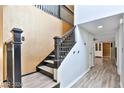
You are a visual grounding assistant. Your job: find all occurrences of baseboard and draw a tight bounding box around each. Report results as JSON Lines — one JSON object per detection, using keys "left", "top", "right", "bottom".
{"left": 66, "top": 68, "right": 90, "bottom": 88}
{"left": 3, "top": 80, "right": 7, "bottom": 82}
{"left": 95, "top": 56, "right": 102, "bottom": 58}
{"left": 22, "top": 71, "right": 37, "bottom": 77}
{"left": 3, "top": 72, "right": 37, "bottom": 83}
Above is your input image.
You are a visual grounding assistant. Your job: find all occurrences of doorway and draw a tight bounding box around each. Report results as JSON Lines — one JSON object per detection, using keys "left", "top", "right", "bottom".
{"left": 103, "top": 43, "right": 111, "bottom": 58}
{"left": 95, "top": 43, "right": 103, "bottom": 58}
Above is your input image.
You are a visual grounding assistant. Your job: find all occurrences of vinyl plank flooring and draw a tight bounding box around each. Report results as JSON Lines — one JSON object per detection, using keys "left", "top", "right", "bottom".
{"left": 72, "top": 58, "right": 120, "bottom": 88}
{"left": 22, "top": 72, "right": 57, "bottom": 88}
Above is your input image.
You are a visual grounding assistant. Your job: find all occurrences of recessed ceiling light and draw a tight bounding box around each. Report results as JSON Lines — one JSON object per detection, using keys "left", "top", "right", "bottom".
{"left": 97, "top": 25, "right": 103, "bottom": 29}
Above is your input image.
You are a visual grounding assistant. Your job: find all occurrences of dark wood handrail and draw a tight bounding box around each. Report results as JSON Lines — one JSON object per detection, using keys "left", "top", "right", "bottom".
{"left": 54, "top": 26, "right": 76, "bottom": 68}
{"left": 54, "top": 26, "right": 75, "bottom": 43}
{"left": 62, "top": 5, "right": 74, "bottom": 15}
{"left": 61, "top": 26, "right": 76, "bottom": 42}
{"left": 62, "top": 26, "right": 75, "bottom": 37}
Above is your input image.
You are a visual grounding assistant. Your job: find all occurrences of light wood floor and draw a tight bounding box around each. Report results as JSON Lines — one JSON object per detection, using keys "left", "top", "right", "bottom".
{"left": 72, "top": 57, "right": 120, "bottom": 88}
{"left": 22, "top": 72, "right": 57, "bottom": 88}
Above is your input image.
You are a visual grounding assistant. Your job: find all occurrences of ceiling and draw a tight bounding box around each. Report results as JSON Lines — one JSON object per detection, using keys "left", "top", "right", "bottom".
{"left": 79, "top": 13, "right": 123, "bottom": 42}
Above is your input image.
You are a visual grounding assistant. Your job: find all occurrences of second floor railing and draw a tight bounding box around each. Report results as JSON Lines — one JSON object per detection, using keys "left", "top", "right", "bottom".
{"left": 35, "top": 5, "right": 60, "bottom": 18}
{"left": 34, "top": 5, "right": 74, "bottom": 25}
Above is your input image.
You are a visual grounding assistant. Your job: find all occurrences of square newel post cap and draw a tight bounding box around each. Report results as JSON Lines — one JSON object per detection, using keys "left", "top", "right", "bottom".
{"left": 54, "top": 36, "right": 61, "bottom": 39}
{"left": 11, "top": 28, "right": 23, "bottom": 33}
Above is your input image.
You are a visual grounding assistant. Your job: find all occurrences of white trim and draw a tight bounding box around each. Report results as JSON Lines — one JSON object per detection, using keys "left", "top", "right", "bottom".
{"left": 65, "top": 68, "right": 90, "bottom": 88}
{"left": 120, "top": 80, "right": 123, "bottom": 88}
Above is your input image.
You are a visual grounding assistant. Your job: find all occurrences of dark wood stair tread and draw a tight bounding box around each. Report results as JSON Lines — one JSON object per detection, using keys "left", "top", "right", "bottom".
{"left": 37, "top": 66, "right": 54, "bottom": 79}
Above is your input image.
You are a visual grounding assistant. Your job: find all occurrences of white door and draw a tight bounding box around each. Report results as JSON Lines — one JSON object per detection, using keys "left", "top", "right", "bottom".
{"left": 89, "top": 42, "right": 95, "bottom": 68}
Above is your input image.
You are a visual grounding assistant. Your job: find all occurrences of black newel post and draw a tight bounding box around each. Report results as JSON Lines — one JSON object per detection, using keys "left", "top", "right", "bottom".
{"left": 58, "top": 5, "right": 61, "bottom": 19}
{"left": 11, "top": 28, "right": 23, "bottom": 88}
{"left": 54, "top": 36, "right": 61, "bottom": 68}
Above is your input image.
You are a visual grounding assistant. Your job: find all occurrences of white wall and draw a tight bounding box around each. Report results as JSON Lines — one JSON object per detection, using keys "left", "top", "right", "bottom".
{"left": 75, "top": 6, "right": 124, "bottom": 25}
{"left": 74, "top": 5, "right": 124, "bottom": 87}
{"left": 58, "top": 26, "right": 94, "bottom": 87}
{"left": 115, "top": 23, "right": 122, "bottom": 75}
{"left": 120, "top": 16, "right": 124, "bottom": 87}
{"left": 115, "top": 18, "right": 124, "bottom": 87}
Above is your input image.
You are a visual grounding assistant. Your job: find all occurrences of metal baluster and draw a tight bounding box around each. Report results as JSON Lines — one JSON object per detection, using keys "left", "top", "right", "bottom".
{"left": 34, "top": 5, "right": 60, "bottom": 18}
{"left": 52, "top": 6, "right": 55, "bottom": 16}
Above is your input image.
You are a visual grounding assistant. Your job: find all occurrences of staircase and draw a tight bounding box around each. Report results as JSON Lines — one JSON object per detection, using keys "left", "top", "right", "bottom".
{"left": 36, "top": 51, "right": 55, "bottom": 79}
{"left": 36, "top": 27, "right": 76, "bottom": 84}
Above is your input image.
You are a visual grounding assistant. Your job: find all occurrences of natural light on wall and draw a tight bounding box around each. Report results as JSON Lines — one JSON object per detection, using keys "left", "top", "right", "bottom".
{"left": 97, "top": 25, "right": 103, "bottom": 29}
{"left": 120, "top": 18, "right": 123, "bottom": 24}
{"left": 0, "top": 47, "right": 2, "bottom": 60}
{"left": 0, "top": 46, "right": 3, "bottom": 83}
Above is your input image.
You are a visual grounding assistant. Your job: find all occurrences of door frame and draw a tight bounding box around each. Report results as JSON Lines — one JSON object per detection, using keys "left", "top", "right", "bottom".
{"left": 102, "top": 42, "right": 111, "bottom": 58}
{"left": 89, "top": 41, "right": 95, "bottom": 68}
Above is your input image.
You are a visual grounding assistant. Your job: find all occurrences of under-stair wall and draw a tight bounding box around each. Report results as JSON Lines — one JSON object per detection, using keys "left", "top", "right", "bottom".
{"left": 58, "top": 26, "right": 94, "bottom": 88}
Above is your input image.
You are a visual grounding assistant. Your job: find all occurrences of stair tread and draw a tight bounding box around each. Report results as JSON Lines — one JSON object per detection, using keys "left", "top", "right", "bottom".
{"left": 62, "top": 42, "right": 73, "bottom": 44}
{"left": 44, "top": 60, "right": 54, "bottom": 64}
{"left": 65, "top": 40, "right": 73, "bottom": 41}
{"left": 60, "top": 46, "right": 70, "bottom": 48}
{"left": 38, "top": 66, "right": 53, "bottom": 74}
{"left": 63, "top": 41, "right": 73, "bottom": 43}
{"left": 63, "top": 40, "right": 73, "bottom": 42}
{"left": 62, "top": 43, "right": 73, "bottom": 45}
{"left": 60, "top": 51, "right": 68, "bottom": 52}
{"left": 49, "top": 55, "right": 55, "bottom": 57}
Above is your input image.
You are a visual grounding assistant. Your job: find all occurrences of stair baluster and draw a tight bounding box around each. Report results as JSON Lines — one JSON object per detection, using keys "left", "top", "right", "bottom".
{"left": 54, "top": 27, "right": 76, "bottom": 67}
{"left": 36, "top": 27, "right": 75, "bottom": 84}
{"left": 54, "top": 36, "right": 62, "bottom": 68}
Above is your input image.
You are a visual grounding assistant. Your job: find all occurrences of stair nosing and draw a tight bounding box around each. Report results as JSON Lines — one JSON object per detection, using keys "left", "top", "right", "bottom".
{"left": 44, "top": 60, "right": 54, "bottom": 64}
{"left": 48, "top": 55, "right": 55, "bottom": 57}
{"left": 38, "top": 65, "right": 53, "bottom": 74}
{"left": 38, "top": 69, "right": 53, "bottom": 79}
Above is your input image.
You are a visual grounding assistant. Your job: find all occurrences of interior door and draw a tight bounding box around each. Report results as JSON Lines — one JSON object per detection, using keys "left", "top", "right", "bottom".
{"left": 89, "top": 42, "right": 95, "bottom": 68}
{"left": 103, "top": 43, "right": 111, "bottom": 57}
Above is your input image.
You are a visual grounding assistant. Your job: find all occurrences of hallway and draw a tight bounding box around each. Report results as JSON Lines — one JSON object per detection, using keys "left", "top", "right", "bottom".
{"left": 72, "top": 58, "right": 120, "bottom": 88}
